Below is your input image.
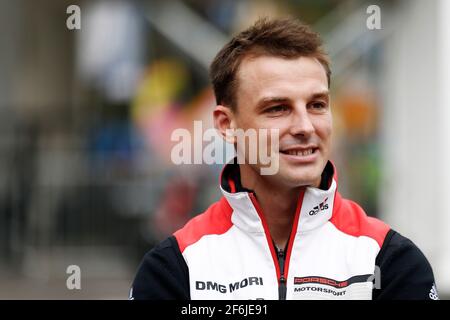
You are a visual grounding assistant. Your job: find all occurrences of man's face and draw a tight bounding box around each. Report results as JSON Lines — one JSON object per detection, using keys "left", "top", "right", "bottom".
{"left": 233, "top": 54, "right": 332, "bottom": 188}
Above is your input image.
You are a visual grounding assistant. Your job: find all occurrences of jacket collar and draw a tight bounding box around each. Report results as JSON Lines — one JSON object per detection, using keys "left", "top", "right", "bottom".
{"left": 219, "top": 159, "right": 338, "bottom": 234}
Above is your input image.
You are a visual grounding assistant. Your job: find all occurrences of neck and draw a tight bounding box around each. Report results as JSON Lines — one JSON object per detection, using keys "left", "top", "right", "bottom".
{"left": 239, "top": 164, "right": 303, "bottom": 250}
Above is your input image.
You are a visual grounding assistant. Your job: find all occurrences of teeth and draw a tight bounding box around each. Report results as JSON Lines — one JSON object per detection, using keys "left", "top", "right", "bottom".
{"left": 286, "top": 149, "right": 314, "bottom": 156}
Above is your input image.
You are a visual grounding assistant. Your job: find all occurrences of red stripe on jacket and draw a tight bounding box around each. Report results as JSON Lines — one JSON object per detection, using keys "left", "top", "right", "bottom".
{"left": 174, "top": 197, "right": 234, "bottom": 253}
{"left": 330, "top": 192, "right": 390, "bottom": 248}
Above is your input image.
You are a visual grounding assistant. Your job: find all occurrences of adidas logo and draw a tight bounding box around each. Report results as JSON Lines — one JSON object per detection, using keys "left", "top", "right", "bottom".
{"left": 309, "top": 197, "right": 329, "bottom": 216}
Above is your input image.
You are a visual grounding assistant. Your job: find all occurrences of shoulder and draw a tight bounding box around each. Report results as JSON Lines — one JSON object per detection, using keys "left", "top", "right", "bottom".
{"left": 130, "top": 236, "right": 190, "bottom": 300}
{"left": 330, "top": 193, "right": 390, "bottom": 248}
{"left": 174, "top": 197, "right": 234, "bottom": 253}
{"left": 330, "top": 194, "right": 438, "bottom": 299}
{"left": 130, "top": 197, "right": 234, "bottom": 299}
{"left": 373, "top": 230, "right": 438, "bottom": 300}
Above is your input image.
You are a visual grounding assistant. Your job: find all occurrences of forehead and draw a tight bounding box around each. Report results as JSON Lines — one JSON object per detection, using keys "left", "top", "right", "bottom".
{"left": 236, "top": 55, "right": 328, "bottom": 104}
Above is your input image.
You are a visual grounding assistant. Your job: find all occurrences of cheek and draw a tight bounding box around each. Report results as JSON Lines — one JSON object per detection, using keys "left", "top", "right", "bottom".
{"left": 316, "top": 117, "right": 333, "bottom": 141}
{"left": 239, "top": 116, "right": 284, "bottom": 134}
{"left": 235, "top": 113, "right": 259, "bottom": 130}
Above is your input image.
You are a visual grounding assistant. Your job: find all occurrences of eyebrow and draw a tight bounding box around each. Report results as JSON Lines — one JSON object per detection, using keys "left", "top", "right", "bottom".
{"left": 257, "top": 97, "right": 290, "bottom": 106}
{"left": 309, "top": 90, "right": 330, "bottom": 100}
{"left": 256, "top": 90, "right": 330, "bottom": 109}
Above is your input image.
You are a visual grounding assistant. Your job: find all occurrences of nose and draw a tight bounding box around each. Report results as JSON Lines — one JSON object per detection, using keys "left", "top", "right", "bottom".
{"left": 289, "top": 104, "right": 315, "bottom": 137}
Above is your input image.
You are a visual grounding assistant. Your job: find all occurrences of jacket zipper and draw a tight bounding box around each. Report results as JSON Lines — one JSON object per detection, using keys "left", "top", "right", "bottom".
{"left": 249, "top": 192, "right": 291, "bottom": 300}
{"left": 277, "top": 247, "right": 287, "bottom": 300}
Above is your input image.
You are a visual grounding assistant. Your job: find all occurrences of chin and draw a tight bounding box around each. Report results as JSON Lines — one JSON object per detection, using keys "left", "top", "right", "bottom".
{"left": 276, "top": 170, "right": 321, "bottom": 188}
{"left": 277, "top": 158, "right": 326, "bottom": 186}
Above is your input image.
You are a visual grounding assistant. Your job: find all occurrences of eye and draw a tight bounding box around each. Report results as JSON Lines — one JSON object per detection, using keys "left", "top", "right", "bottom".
{"left": 308, "top": 102, "right": 327, "bottom": 111}
{"left": 266, "top": 105, "right": 289, "bottom": 114}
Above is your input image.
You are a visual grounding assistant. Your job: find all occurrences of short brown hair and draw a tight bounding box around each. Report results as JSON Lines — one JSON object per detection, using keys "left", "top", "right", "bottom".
{"left": 209, "top": 17, "right": 331, "bottom": 110}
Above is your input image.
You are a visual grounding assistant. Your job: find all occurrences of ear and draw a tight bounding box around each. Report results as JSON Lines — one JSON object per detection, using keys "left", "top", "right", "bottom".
{"left": 213, "top": 105, "right": 236, "bottom": 144}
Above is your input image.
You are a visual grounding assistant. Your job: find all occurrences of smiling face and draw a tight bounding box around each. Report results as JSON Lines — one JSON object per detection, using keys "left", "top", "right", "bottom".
{"left": 224, "top": 54, "right": 332, "bottom": 189}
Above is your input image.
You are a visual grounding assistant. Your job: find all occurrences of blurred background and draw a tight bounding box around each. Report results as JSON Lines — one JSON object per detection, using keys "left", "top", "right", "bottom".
{"left": 0, "top": 0, "right": 449, "bottom": 299}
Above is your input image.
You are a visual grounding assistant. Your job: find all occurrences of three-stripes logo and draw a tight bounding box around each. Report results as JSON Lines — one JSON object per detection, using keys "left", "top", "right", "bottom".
{"left": 309, "top": 197, "right": 329, "bottom": 216}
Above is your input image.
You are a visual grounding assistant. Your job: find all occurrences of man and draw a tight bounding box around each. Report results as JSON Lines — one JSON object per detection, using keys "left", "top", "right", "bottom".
{"left": 130, "top": 17, "right": 438, "bottom": 300}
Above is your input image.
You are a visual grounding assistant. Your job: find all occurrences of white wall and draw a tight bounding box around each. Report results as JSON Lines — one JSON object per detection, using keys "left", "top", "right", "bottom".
{"left": 380, "top": 0, "right": 450, "bottom": 295}
{"left": 436, "top": 0, "right": 450, "bottom": 296}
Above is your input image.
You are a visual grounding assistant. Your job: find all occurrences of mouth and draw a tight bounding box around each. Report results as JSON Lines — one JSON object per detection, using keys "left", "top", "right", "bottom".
{"left": 279, "top": 147, "right": 318, "bottom": 156}
{"left": 279, "top": 146, "right": 319, "bottom": 163}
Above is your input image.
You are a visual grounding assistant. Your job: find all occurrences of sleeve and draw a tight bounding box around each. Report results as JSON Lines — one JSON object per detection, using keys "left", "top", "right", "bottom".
{"left": 373, "top": 230, "right": 439, "bottom": 300}
{"left": 129, "top": 236, "right": 190, "bottom": 300}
